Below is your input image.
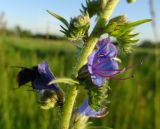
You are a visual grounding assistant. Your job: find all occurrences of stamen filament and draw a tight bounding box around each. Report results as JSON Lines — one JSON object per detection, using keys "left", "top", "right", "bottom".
{"left": 95, "top": 70, "right": 134, "bottom": 80}
{"left": 93, "top": 60, "right": 143, "bottom": 74}
{"left": 94, "top": 70, "right": 120, "bottom": 78}
{"left": 110, "top": 75, "right": 134, "bottom": 80}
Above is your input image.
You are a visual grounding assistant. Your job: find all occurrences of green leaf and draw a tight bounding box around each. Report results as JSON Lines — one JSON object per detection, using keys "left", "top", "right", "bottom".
{"left": 127, "top": 19, "right": 152, "bottom": 27}
{"left": 47, "top": 10, "right": 69, "bottom": 27}
{"left": 49, "top": 78, "right": 79, "bottom": 86}
{"left": 60, "top": 25, "right": 68, "bottom": 32}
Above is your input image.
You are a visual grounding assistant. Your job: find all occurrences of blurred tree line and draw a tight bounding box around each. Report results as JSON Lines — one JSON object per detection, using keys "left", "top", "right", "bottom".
{"left": 0, "top": 12, "right": 159, "bottom": 46}
{"left": 0, "top": 12, "right": 65, "bottom": 40}
{"left": 139, "top": 40, "right": 160, "bottom": 48}
{"left": 0, "top": 12, "right": 7, "bottom": 35}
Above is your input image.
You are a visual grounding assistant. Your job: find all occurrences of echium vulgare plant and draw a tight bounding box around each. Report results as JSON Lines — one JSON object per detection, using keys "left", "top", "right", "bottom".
{"left": 16, "top": 0, "right": 151, "bottom": 129}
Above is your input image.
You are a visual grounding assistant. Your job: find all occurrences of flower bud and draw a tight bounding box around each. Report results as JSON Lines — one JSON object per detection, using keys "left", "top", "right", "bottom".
{"left": 66, "top": 13, "right": 90, "bottom": 40}
{"left": 105, "top": 15, "right": 127, "bottom": 37}
{"left": 71, "top": 114, "right": 89, "bottom": 129}
{"left": 105, "top": 17, "right": 151, "bottom": 53}
{"left": 73, "top": 13, "right": 90, "bottom": 28}
{"left": 109, "top": 15, "right": 127, "bottom": 25}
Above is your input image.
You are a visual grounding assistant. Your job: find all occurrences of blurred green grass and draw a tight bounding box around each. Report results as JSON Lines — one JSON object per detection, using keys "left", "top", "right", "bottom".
{"left": 0, "top": 36, "right": 159, "bottom": 129}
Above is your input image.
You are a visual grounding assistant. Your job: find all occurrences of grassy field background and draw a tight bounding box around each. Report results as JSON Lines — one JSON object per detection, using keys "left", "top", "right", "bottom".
{"left": 0, "top": 36, "right": 159, "bottom": 129}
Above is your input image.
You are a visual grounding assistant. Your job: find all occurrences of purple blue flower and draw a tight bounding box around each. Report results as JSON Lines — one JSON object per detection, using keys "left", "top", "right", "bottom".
{"left": 32, "top": 62, "right": 60, "bottom": 92}
{"left": 16, "top": 62, "right": 64, "bottom": 107}
{"left": 17, "top": 61, "right": 59, "bottom": 92}
{"left": 87, "top": 37, "right": 132, "bottom": 86}
{"left": 76, "top": 99, "right": 107, "bottom": 118}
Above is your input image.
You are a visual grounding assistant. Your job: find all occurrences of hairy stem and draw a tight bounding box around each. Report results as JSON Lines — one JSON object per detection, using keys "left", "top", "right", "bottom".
{"left": 60, "top": 86, "right": 78, "bottom": 129}
{"left": 60, "top": 0, "right": 119, "bottom": 129}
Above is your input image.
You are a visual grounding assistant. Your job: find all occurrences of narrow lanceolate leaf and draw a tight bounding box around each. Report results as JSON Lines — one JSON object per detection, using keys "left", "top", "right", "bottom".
{"left": 47, "top": 10, "right": 69, "bottom": 27}
{"left": 60, "top": 25, "right": 68, "bottom": 32}
{"left": 128, "top": 33, "right": 139, "bottom": 38}
{"left": 80, "top": 0, "right": 101, "bottom": 17}
{"left": 49, "top": 78, "right": 79, "bottom": 86}
{"left": 127, "top": 19, "right": 152, "bottom": 27}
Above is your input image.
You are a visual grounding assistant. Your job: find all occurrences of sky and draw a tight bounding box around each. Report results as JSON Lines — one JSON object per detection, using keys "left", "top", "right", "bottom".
{"left": 0, "top": 0, "right": 160, "bottom": 41}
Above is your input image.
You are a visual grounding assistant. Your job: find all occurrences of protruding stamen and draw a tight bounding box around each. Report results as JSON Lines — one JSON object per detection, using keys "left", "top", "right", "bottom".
{"left": 94, "top": 70, "right": 121, "bottom": 78}
{"left": 93, "top": 68, "right": 126, "bottom": 72}
{"left": 125, "top": 61, "right": 143, "bottom": 71}
{"left": 110, "top": 74, "right": 134, "bottom": 80}
{"left": 94, "top": 59, "right": 143, "bottom": 74}
{"left": 94, "top": 68, "right": 134, "bottom": 80}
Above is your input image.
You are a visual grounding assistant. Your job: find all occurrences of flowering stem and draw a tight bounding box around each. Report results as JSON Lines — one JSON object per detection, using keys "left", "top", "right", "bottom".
{"left": 74, "top": 0, "right": 120, "bottom": 77}
{"left": 60, "top": 86, "right": 78, "bottom": 129}
{"left": 60, "top": 1, "right": 119, "bottom": 129}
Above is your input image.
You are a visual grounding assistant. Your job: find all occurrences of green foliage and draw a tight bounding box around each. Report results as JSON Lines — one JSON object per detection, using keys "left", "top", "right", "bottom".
{"left": 71, "top": 114, "right": 90, "bottom": 129}
{"left": 105, "top": 16, "right": 151, "bottom": 53}
{"left": 78, "top": 65, "right": 110, "bottom": 111}
{"left": 87, "top": 82, "right": 110, "bottom": 111}
{"left": 80, "top": 0, "right": 102, "bottom": 18}
{"left": 49, "top": 78, "right": 79, "bottom": 86}
{"left": 48, "top": 10, "right": 90, "bottom": 41}
{"left": 47, "top": 10, "right": 69, "bottom": 27}
{"left": 0, "top": 36, "right": 158, "bottom": 129}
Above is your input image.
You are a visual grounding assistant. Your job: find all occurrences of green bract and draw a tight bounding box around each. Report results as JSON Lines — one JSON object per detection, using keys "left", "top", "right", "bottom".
{"left": 105, "top": 16, "right": 151, "bottom": 53}
{"left": 85, "top": 80, "right": 110, "bottom": 111}
{"left": 78, "top": 64, "right": 110, "bottom": 111}
{"left": 47, "top": 10, "right": 90, "bottom": 41}
{"left": 71, "top": 115, "right": 89, "bottom": 129}
{"left": 80, "top": 0, "right": 102, "bottom": 18}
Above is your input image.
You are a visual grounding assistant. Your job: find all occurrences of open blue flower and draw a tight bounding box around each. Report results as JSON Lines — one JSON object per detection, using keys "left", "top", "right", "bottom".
{"left": 16, "top": 61, "right": 63, "bottom": 108}
{"left": 87, "top": 37, "right": 131, "bottom": 86}
{"left": 32, "top": 62, "right": 60, "bottom": 92}
{"left": 76, "top": 99, "right": 107, "bottom": 118}
{"left": 17, "top": 62, "right": 59, "bottom": 91}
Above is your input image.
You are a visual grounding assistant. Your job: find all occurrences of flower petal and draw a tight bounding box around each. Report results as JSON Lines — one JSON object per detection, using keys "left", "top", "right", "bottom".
{"left": 88, "top": 50, "right": 97, "bottom": 74}
{"left": 77, "top": 99, "right": 107, "bottom": 118}
{"left": 33, "top": 62, "right": 59, "bottom": 91}
{"left": 91, "top": 74, "right": 106, "bottom": 87}
{"left": 96, "top": 37, "right": 110, "bottom": 49}
{"left": 87, "top": 36, "right": 119, "bottom": 86}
